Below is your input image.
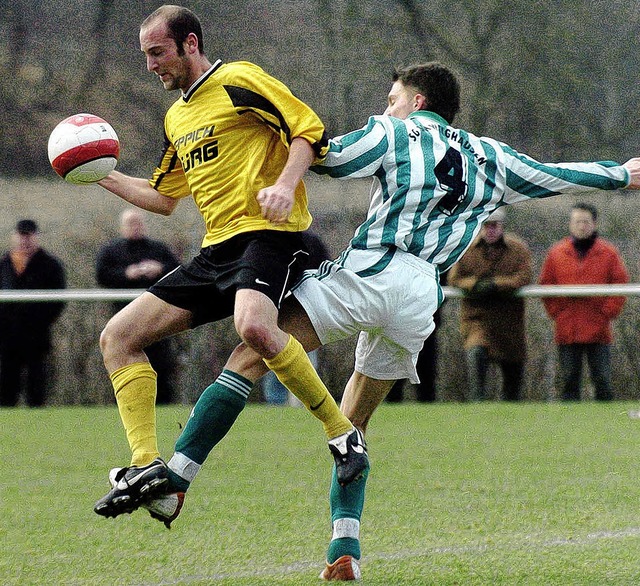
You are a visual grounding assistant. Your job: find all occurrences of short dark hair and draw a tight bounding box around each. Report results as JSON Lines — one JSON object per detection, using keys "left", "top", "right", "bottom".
{"left": 15, "top": 219, "right": 39, "bottom": 234}
{"left": 572, "top": 202, "right": 598, "bottom": 221}
{"left": 142, "top": 5, "right": 204, "bottom": 55}
{"left": 392, "top": 62, "right": 460, "bottom": 124}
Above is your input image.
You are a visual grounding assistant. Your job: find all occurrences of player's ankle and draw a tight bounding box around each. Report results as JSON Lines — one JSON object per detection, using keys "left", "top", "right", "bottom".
{"left": 327, "top": 537, "right": 361, "bottom": 564}
{"left": 167, "top": 469, "right": 190, "bottom": 492}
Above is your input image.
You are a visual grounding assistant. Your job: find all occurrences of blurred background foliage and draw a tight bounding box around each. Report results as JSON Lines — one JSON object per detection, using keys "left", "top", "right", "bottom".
{"left": 2, "top": 0, "right": 639, "bottom": 177}
{"left": 1, "top": 1, "right": 640, "bottom": 404}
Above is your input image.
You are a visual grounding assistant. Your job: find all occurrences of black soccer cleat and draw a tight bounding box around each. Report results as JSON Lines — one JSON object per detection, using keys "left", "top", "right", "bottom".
{"left": 94, "top": 458, "right": 169, "bottom": 519}
{"left": 328, "top": 427, "right": 369, "bottom": 486}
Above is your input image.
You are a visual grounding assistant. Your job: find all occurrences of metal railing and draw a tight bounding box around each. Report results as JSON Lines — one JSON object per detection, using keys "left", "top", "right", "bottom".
{"left": 445, "top": 284, "right": 640, "bottom": 298}
{"left": 0, "top": 289, "right": 145, "bottom": 302}
{"left": 1, "top": 284, "right": 639, "bottom": 302}
{"left": 1, "top": 285, "right": 638, "bottom": 404}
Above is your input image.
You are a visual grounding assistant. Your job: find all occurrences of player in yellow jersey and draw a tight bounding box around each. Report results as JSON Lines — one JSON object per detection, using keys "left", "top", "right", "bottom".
{"left": 93, "top": 4, "right": 367, "bottom": 519}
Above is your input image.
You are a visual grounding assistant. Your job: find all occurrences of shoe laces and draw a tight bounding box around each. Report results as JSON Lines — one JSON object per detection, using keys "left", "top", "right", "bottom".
{"left": 113, "top": 467, "right": 131, "bottom": 482}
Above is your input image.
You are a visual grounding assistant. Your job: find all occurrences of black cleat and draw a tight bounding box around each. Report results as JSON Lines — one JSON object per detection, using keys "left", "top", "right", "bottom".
{"left": 328, "top": 427, "right": 369, "bottom": 486}
{"left": 94, "top": 458, "right": 169, "bottom": 519}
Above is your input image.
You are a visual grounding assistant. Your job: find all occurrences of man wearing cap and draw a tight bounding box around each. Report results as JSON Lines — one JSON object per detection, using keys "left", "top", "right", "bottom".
{"left": 448, "top": 208, "right": 533, "bottom": 401}
{"left": 0, "top": 220, "right": 66, "bottom": 406}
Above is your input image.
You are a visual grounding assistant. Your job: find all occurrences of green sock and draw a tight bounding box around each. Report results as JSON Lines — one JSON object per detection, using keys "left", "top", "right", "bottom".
{"left": 169, "top": 370, "right": 252, "bottom": 489}
{"left": 326, "top": 462, "right": 370, "bottom": 563}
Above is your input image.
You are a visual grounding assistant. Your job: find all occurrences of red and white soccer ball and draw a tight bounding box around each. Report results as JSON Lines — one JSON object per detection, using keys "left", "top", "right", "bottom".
{"left": 48, "top": 114, "right": 119, "bottom": 184}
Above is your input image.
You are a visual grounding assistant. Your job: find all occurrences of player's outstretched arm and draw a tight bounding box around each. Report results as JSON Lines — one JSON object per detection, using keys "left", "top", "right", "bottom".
{"left": 98, "top": 171, "right": 179, "bottom": 216}
{"left": 623, "top": 158, "right": 640, "bottom": 190}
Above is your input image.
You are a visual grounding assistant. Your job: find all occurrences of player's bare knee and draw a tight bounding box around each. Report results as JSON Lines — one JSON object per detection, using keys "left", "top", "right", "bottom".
{"left": 99, "top": 323, "right": 122, "bottom": 360}
{"left": 237, "top": 323, "right": 270, "bottom": 354}
{"left": 236, "top": 321, "right": 278, "bottom": 357}
{"left": 100, "top": 319, "right": 138, "bottom": 358}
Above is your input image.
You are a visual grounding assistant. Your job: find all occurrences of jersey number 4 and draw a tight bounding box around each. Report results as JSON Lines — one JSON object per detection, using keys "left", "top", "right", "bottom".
{"left": 434, "top": 147, "right": 468, "bottom": 216}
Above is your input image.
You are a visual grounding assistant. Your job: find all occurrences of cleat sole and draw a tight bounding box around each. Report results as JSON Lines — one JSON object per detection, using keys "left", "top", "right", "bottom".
{"left": 140, "top": 477, "right": 168, "bottom": 495}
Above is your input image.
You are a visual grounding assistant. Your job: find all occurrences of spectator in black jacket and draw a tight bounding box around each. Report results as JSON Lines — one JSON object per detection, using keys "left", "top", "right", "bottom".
{"left": 96, "top": 209, "right": 181, "bottom": 403}
{"left": 0, "top": 219, "right": 66, "bottom": 407}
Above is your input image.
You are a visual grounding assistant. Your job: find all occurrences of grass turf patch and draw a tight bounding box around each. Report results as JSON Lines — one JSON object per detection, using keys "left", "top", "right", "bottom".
{"left": 2, "top": 402, "right": 640, "bottom": 585}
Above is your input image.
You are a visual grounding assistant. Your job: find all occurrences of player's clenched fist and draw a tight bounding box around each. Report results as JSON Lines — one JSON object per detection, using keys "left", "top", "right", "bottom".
{"left": 257, "top": 185, "right": 294, "bottom": 223}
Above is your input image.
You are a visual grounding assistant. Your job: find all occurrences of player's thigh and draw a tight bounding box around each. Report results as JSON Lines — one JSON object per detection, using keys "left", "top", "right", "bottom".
{"left": 104, "top": 291, "right": 192, "bottom": 349}
{"left": 233, "top": 288, "right": 279, "bottom": 334}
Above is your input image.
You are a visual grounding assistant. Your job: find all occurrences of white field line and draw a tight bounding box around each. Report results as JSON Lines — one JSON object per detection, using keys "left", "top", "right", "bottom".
{"left": 130, "top": 526, "right": 640, "bottom": 585}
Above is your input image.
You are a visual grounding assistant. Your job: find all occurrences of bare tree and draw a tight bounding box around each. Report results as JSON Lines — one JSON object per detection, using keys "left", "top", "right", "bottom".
{"left": 76, "top": 0, "right": 116, "bottom": 104}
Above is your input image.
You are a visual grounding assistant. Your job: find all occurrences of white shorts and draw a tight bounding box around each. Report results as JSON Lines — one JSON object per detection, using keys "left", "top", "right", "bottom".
{"left": 292, "top": 248, "right": 441, "bottom": 383}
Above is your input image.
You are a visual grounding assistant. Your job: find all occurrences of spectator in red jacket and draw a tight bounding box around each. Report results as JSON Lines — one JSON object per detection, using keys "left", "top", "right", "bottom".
{"left": 539, "top": 203, "right": 629, "bottom": 401}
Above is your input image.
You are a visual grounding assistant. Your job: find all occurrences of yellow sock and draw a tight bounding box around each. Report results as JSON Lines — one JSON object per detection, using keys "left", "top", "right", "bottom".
{"left": 264, "top": 335, "right": 352, "bottom": 438}
{"left": 110, "top": 362, "right": 159, "bottom": 467}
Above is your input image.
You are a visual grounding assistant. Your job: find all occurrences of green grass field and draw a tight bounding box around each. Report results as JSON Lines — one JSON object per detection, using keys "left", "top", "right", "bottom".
{"left": 3, "top": 402, "right": 640, "bottom": 585}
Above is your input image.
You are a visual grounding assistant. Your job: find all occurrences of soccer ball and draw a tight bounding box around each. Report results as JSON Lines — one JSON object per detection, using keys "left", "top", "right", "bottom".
{"left": 48, "top": 114, "right": 119, "bottom": 184}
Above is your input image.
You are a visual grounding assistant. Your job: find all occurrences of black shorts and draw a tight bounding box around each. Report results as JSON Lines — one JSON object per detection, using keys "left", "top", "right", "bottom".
{"left": 149, "top": 230, "right": 309, "bottom": 327}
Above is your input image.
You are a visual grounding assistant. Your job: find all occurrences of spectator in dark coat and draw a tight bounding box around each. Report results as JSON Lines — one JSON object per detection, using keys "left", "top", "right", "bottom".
{"left": 0, "top": 219, "right": 66, "bottom": 407}
{"left": 96, "top": 209, "right": 181, "bottom": 403}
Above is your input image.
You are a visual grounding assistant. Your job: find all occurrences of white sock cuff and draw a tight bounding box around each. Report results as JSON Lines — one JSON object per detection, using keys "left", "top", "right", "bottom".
{"left": 168, "top": 452, "right": 201, "bottom": 483}
{"left": 332, "top": 517, "right": 360, "bottom": 540}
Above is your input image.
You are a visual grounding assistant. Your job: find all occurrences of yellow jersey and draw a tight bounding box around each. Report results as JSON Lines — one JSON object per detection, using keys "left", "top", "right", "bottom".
{"left": 149, "top": 60, "right": 328, "bottom": 247}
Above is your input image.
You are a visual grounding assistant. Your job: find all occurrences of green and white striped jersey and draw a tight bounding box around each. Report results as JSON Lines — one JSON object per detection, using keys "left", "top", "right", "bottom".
{"left": 312, "top": 110, "right": 629, "bottom": 273}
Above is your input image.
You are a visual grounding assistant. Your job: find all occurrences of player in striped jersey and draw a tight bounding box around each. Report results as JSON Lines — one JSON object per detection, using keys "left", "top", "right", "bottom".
{"left": 93, "top": 5, "right": 366, "bottom": 521}
{"left": 145, "top": 61, "right": 640, "bottom": 579}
